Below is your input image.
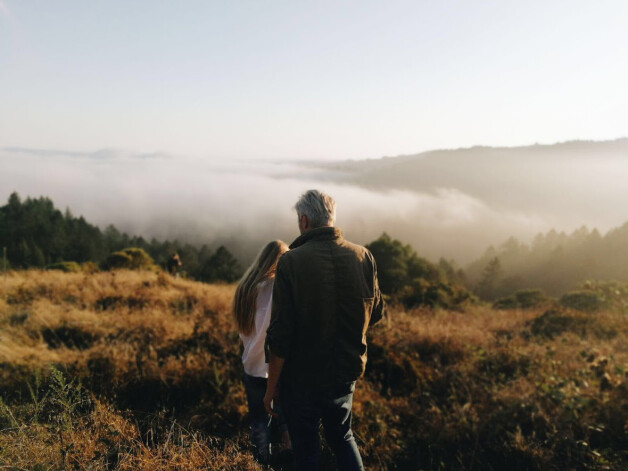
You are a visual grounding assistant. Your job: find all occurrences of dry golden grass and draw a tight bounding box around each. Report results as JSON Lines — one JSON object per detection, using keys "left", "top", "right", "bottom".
{"left": 1, "top": 270, "right": 627, "bottom": 470}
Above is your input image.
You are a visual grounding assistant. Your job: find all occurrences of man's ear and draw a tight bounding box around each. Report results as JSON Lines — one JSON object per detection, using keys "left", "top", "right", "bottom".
{"left": 302, "top": 215, "right": 310, "bottom": 231}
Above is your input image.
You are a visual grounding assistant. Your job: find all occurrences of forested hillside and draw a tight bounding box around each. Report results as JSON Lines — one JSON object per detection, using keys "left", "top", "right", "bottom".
{"left": 467, "top": 224, "right": 628, "bottom": 298}
{"left": 0, "top": 193, "right": 474, "bottom": 309}
{"left": 0, "top": 192, "right": 241, "bottom": 282}
{"left": 7, "top": 191, "right": 628, "bottom": 302}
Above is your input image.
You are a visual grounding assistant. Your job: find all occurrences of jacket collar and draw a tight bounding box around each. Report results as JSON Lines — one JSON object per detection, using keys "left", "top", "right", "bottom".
{"left": 289, "top": 226, "right": 343, "bottom": 249}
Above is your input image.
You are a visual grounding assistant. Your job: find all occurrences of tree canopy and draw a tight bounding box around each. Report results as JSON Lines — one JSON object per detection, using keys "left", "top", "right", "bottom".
{"left": 0, "top": 192, "right": 242, "bottom": 282}
{"left": 367, "top": 233, "right": 472, "bottom": 309}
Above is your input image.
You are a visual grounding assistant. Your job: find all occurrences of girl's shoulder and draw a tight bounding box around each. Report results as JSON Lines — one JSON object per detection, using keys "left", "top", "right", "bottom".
{"left": 256, "top": 278, "right": 274, "bottom": 299}
{"left": 257, "top": 278, "right": 274, "bottom": 290}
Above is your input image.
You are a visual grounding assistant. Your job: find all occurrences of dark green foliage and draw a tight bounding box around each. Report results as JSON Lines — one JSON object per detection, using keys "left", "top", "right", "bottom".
{"left": 476, "top": 350, "right": 531, "bottom": 383}
{"left": 367, "top": 233, "right": 473, "bottom": 309}
{"left": 467, "top": 224, "right": 628, "bottom": 297}
{"left": 476, "top": 257, "right": 502, "bottom": 300}
{"left": 47, "top": 261, "right": 82, "bottom": 273}
{"left": 528, "top": 309, "right": 591, "bottom": 339}
{"left": 559, "top": 291, "right": 603, "bottom": 312}
{"left": 0, "top": 192, "right": 106, "bottom": 268}
{"left": 494, "top": 289, "right": 548, "bottom": 310}
{"left": 366, "top": 233, "right": 418, "bottom": 294}
{"left": 0, "top": 192, "right": 240, "bottom": 283}
{"left": 199, "top": 246, "right": 242, "bottom": 283}
{"left": 109, "top": 247, "right": 155, "bottom": 270}
{"left": 103, "top": 251, "right": 134, "bottom": 270}
{"left": 493, "top": 295, "right": 519, "bottom": 310}
{"left": 515, "top": 289, "right": 547, "bottom": 308}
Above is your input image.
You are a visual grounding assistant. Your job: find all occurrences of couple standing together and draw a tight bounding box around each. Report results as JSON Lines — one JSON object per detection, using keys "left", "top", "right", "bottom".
{"left": 233, "top": 189, "right": 385, "bottom": 470}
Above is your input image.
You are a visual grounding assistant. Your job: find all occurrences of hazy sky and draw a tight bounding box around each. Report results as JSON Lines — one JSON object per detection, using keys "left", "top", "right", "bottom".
{"left": 1, "top": 0, "right": 626, "bottom": 161}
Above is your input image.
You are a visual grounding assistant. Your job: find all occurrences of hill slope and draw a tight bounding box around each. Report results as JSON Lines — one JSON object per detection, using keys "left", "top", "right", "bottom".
{"left": 322, "top": 139, "right": 628, "bottom": 218}
{"left": 1, "top": 270, "right": 627, "bottom": 469}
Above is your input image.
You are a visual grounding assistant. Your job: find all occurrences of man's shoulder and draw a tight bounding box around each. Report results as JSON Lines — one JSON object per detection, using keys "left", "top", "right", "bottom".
{"left": 340, "top": 238, "right": 367, "bottom": 253}
{"left": 338, "top": 238, "right": 373, "bottom": 261}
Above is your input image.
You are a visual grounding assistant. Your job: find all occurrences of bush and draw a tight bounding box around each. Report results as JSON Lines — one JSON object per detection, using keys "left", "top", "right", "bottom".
{"left": 102, "top": 251, "right": 133, "bottom": 270}
{"left": 102, "top": 247, "right": 155, "bottom": 271}
{"left": 47, "top": 261, "right": 82, "bottom": 273}
{"left": 559, "top": 291, "right": 602, "bottom": 312}
{"left": 515, "top": 289, "right": 547, "bottom": 308}
{"left": 528, "top": 309, "right": 590, "bottom": 339}
{"left": 493, "top": 295, "right": 519, "bottom": 310}
{"left": 494, "top": 290, "right": 548, "bottom": 310}
{"left": 577, "top": 281, "right": 628, "bottom": 313}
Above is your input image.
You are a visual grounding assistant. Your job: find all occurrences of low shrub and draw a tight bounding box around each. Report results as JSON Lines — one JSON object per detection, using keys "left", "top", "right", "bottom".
{"left": 102, "top": 251, "right": 133, "bottom": 270}
{"left": 47, "top": 261, "right": 82, "bottom": 272}
{"left": 493, "top": 295, "right": 518, "bottom": 310}
{"left": 528, "top": 309, "right": 590, "bottom": 339}
{"left": 102, "top": 247, "right": 155, "bottom": 271}
{"left": 494, "top": 289, "right": 548, "bottom": 310}
{"left": 559, "top": 291, "right": 603, "bottom": 312}
{"left": 515, "top": 289, "right": 547, "bottom": 308}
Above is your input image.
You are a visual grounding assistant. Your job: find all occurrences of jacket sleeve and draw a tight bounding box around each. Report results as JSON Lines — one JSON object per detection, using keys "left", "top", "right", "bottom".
{"left": 265, "top": 256, "right": 296, "bottom": 361}
{"left": 369, "top": 253, "right": 386, "bottom": 326}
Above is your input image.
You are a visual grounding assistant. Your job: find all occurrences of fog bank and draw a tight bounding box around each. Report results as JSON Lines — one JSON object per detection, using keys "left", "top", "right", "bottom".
{"left": 2, "top": 143, "right": 623, "bottom": 265}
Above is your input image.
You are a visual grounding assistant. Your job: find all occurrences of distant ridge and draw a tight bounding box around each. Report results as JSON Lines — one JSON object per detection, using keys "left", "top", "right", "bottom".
{"left": 374, "top": 137, "right": 628, "bottom": 162}
{"left": 315, "top": 137, "right": 628, "bottom": 217}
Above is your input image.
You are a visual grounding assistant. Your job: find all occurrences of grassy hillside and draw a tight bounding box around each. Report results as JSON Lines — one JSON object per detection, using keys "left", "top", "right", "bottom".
{"left": 1, "top": 271, "right": 627, "bottom": 470}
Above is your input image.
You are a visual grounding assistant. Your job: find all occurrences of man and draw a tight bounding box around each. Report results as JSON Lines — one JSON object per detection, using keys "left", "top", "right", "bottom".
{"left": 264, "top": 189, "right": 385, "bottom": 470}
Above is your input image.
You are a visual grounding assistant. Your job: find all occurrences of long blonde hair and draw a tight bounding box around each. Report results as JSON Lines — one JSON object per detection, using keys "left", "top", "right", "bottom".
{"left": 233, "top": 240, "right": 288, "bottom": 335}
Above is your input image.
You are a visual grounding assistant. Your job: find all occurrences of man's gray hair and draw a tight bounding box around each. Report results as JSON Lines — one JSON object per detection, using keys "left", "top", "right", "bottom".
{"left": 295, "top": 190, "right": 336, "bottom": 228}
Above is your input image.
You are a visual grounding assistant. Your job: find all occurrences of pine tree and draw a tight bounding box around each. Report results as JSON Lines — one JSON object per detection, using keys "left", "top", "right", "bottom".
{"left": 200, "top": 246, "right": 242, "bottom": 283}
{"left": 476, "top": 257, "right": 502, "bottom": 300}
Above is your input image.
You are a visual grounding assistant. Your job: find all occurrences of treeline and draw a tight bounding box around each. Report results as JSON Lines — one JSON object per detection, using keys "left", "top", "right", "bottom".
{"left": 367, "top": 233, "right": 473, "bottom": 309}
{"left": 0, "top": 192, "right": 241, "bottom": 282}
{"left": 12, "top": 191, "right": 628, "bottom": 304}
{"left": 467, "top": 224, "right": 628, "bottom": 298}
{"left": 0, "top": 192, "right": 475, "bottom": 308}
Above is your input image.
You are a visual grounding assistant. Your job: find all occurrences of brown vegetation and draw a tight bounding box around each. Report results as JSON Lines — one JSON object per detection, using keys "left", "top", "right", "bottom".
{"left": 1, "top": 270, "right": 627, "bottom": 470}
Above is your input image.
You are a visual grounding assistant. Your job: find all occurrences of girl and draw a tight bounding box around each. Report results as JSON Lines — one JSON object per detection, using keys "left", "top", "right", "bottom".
{"left": 233, "top": 240, "right": 290, "bottom": 464}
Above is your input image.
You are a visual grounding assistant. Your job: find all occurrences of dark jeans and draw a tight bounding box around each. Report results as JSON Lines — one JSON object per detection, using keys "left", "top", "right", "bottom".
{"left": 280, "top": 380, "right": 364, "bottom": 471}
{"left": 242, "top": 373, "right": 272, "bottom": 463}
{"left": 242, "top": 372, "right": 287, "bottom": 464}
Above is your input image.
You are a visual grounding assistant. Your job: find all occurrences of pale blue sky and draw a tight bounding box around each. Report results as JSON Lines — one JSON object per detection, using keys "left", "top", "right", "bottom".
{"left": 1, "top": 0, "right": 626, "bottom": 161}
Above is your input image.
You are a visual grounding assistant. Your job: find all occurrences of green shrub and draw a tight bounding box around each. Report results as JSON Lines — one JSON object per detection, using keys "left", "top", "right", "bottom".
{"left": 46, "top": 261, "right": 82, "bottom": 273}
{"left": 493, "top": 295, "right": 518, "bottom": 310}
{"left": 103, "top": 251, "right": 132, "bottom": 269}
{"left": 102, "top": 247, "right": 155, "bottom": 271}
{"left": 515, "top": 289, "right": 547, "bottom": 308}
{"left": 559, "top": 291, "right": 602, "bottom": 312}
{"left": 577, "top": 281, "right": 628, "bottom": 313}
{"left": 528, "top": 309, "right": 590, "bottom": 339}
{"left": 493, "top": 290, "right": 547, "bottom": 310}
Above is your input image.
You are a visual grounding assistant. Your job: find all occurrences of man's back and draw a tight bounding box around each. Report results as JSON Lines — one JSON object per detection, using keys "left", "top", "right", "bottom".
{"left": 266, "top": 226, "right": 384, "bottom": 387}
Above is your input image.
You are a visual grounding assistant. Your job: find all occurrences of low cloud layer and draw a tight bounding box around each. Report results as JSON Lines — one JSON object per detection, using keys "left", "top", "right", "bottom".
{"left": 0, "top": 146, "right": 617, "bottom": 265}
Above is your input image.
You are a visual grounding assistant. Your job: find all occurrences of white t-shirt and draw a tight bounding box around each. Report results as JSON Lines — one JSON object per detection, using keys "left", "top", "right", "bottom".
{"left": 239, "top": 279, "right": 274, "bottom": 378}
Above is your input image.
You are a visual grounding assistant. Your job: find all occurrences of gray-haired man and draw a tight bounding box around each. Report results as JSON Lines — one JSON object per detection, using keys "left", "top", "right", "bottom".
{"left": 264, "top": 189, "right": 385, "bottom": 470}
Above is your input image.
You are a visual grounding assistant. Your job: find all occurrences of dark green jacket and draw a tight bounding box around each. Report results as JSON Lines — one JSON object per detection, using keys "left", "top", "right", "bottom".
{"left": 265, "top": 226, "right": 385, "bottom": 386}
